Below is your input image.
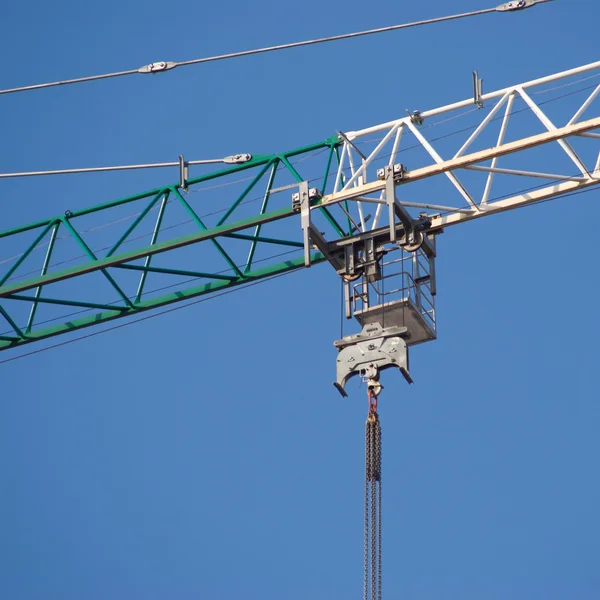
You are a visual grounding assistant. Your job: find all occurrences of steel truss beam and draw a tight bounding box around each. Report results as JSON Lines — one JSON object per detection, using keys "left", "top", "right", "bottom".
{"left": 321, "top": 116, "right": 600, "bottom": 230}
{"left": 1, "top": 60, "right": 599, "bottom": 352}
{"left": 0, "top": 140, "right": 340, "bottom": 351}
{"left": 325, "top": 61, "right": 600, "bottom": 236}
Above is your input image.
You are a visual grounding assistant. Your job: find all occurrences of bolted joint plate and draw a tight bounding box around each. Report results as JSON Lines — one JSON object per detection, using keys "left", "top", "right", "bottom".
{"left": 333, "top": 323, "right": 413, "bottom": 397}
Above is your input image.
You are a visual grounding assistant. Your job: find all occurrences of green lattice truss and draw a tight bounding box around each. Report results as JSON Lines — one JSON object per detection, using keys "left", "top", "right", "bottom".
{"left": 0, "top": 136, "right": 355, "bottom": 351}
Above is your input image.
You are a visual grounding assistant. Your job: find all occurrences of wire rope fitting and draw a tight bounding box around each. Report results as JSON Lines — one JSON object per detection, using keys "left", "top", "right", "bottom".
{"left": 223, "top": 154, "right": 253, "bottom": 164}
{"left": 496, "top": 0, "right": 549, "bottom": 11}
{"left": 138, "top": 61, "right": 177, "bottom": 74}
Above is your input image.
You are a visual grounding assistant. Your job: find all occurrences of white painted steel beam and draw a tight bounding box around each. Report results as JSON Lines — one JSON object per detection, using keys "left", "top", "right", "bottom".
{"left": 429, "top": 178, "right": 600, "bottom": 229}
{"left": 320, "top": 116, "right": 600, "bottom": 206}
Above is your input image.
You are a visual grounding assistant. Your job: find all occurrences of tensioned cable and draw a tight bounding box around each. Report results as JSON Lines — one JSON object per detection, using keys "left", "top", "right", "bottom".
{"left": 3, "top": 58, "right": 592, "bottom": 183}
{"left": 2, "top": 60, "right": 593, "bottom": 190}
{"left": 0, "top": 2, "right": 552, "bottom": 97}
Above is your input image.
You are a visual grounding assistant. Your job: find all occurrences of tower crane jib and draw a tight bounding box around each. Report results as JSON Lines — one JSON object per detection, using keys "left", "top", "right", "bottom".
{"left": 0, "top": 59, "right": 598, "bottom": 356}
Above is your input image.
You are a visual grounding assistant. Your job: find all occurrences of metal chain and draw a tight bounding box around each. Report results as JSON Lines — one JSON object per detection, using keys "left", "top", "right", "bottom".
{"left": 371, "top": 462, "right": 377, "bottom": 600}
{"left": 377, "top": 419, "right": 382, "bottom": 600}
{"left": 365, "top": 396, "right": 382, "bottom": 600}
{"left": 364, "top": 418, "right": 371, "bottom": 600}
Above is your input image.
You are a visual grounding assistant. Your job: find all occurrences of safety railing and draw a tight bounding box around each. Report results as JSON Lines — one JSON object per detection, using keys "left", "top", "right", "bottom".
{"left": 351, "top": 247, "right": 436, "bottom": 334}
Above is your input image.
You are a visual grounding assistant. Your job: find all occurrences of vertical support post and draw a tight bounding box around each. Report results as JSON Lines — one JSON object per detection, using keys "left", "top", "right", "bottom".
{"left": 428, "top": 234, "right": 437, "bottom": 297}
{"left": 384, "top": 165, "right": 417, "bottom": 247}
{"left": 344, "top": 279, "right": 352, "bottom": 319}
{"left": 362, "top": 276, "right": 370, "bottom": 311}
{"left": 179, "top": 155, "right": 189, "bottom": 191}
{"left": 412, "top": 251, "right": 421, "bottom": 311}
{"left": 473, "top": 71, "right": 483, "bottom": 108}
{"left": 298, "top": 181, "right": 312, "bottom": 268}
{"left": 385, "top": 166, "right": 397, "bottom": 243}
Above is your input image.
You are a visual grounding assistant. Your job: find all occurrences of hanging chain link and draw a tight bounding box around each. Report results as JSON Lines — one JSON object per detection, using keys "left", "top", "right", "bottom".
{"left": 371, "top": 464, "right": 377, "bottom": 600}
{"left": 364, "top": 415, "right": 371, "bottom": 600}
{"left": 377, "top": 416, "right": 382, "bottom": 600}
{"left": 365, "top": 389, "right": 382, "bottom": 600}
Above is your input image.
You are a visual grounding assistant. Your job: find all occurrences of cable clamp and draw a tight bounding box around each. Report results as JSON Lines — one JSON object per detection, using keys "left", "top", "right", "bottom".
{"left": 223, "top": 154, "right": 253, "bottom": 164}
{"left": 496, "top": 0, "right": 542, "bottom": 12}
{"left": 138, "top": 61, "right": 177, "bottom": 74}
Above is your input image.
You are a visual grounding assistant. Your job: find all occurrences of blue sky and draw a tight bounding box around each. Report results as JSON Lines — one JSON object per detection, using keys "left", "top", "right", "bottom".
{"left": 1, "top": 1, "right": 599, "bottom": 598}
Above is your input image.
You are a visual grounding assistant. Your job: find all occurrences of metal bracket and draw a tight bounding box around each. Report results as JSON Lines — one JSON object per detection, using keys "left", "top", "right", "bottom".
{"left": 374, "top": 165, "right": 432, "bottom": 249}
{"left": 179, "top": 155, "right": 189, "bottom": 191}
{"left": 406, "top": 109, "right": 424, "bottom": 125}
{"left": 363, "top": 237, "right": 381, "bottom": 283}
{"left": 377, "top": 164, "right": 405, "bottom": 182}
{"left": 292, "top": 183, "right": 323, "bottom": 267}
{"left": 333, "top": 322, "right": 412, "bottom": 397}
{"left": 382, "top": 165, "right": 414, "bottom": 244}
{"left": 473, "top": 71, "right": 484, "bottom": 108}
{"left": 297, "top": 181, "right": 311, "bottom": 267}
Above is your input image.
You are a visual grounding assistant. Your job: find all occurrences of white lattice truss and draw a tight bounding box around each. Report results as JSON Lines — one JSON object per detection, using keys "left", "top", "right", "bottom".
{"left": 318, "top": 60, "right": 600, "bottom": 232}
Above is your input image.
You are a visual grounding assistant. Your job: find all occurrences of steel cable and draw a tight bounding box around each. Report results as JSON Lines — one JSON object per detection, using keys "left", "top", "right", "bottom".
{"left": 0, "top": 5, "right": 529, "bottom": 97}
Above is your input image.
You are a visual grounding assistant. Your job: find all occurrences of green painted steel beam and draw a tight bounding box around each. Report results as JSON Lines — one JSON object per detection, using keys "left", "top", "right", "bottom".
{"left": 224, "top": 233, "right": 304, "bottom": 248}
{"left": 115, "top": 264, "right": 238, "bottom": 282}
{"left": 0, "top": 134, "right": 343, "bottom": 352}
{"left": 0, "top": 253, "right": 326, "bottom": 351}
{"left": 0, "top": 206, "right": 296, "bottom": 299}
{"left": 7, "top": 294, "right": 131, "bottom": 312}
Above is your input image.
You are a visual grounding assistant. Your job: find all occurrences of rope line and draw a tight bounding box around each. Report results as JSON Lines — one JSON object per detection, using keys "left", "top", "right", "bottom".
{"left": 0, "top": 4, "right": 550, "bottom": 97}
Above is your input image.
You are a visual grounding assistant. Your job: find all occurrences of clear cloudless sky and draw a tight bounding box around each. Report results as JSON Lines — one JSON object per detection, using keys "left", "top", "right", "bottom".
{"left": 1, "top": 1, "right": 599, "bottom": 598}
